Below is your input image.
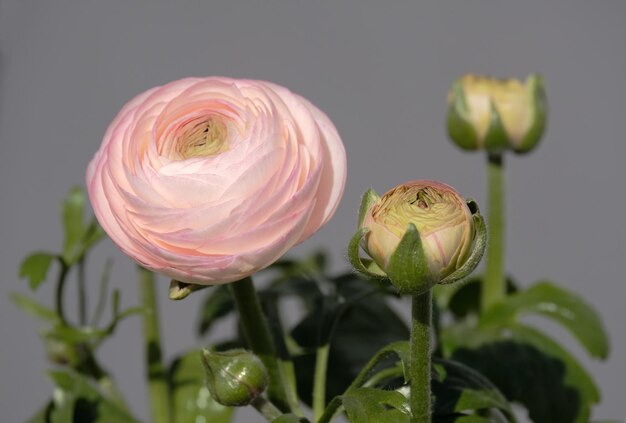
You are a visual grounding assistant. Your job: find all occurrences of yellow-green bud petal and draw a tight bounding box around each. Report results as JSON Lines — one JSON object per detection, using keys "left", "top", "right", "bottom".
{"left": 447, "top": 74, "right": 547, "bottom": 154}
{"left": 201, "top": 348, "right": 268, "bottom": 407}
{"left": 361, "top": 180, "right": 475, "bottom": 282}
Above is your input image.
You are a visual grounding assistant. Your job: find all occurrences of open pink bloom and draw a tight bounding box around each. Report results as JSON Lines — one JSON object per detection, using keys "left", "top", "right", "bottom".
{"left": 86, "top": 77, "right": 346, "bottom": 285}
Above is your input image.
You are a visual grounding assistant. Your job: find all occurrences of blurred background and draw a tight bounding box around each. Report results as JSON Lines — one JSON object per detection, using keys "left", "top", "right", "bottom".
{"left": 1, "top": 1, "right": 624, "bottom": 422}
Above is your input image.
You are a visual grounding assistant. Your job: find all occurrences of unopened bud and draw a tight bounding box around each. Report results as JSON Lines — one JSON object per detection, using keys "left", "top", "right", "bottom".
{"left": 201, "top": 348, "right": 268, "bottom": 407}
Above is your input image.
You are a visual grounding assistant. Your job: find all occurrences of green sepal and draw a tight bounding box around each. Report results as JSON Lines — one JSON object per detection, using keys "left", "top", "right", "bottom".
{"left": 514, "top": 74, "right": 547, "bottom": 154}
{"left": 169, "top": 279, "right": 208, "bottom": 300}
{"left": 357, "top": 189, "right": 380, "bottom": 229}
{"left": 483, "top": 102, "right": 510, "bottom": 153}
{"left": 447, "top": 80, "right": 480, "bottom": 151}
{"left": 348, "top": 228, "right": 387, "bottom": 280}
{"left": 440, "top": 210, "right": 487, "bottom": 285}
{"left": 386, "top": 224, "right": 436, "bottom": 295}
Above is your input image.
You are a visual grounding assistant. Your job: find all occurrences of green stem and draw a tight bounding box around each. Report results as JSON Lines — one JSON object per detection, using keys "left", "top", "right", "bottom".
{"left": 55, "top": 260, "right": 70, "bottom": 325}
{"left": 78, "top": 257, "right": 87, "bottom": 325}
{"left": 137, "top": 267, "right": 171, "bottom": 423}
{"left": 265, "top": 297, "right": 304, "bottom": 415}
{"left": 483, "top": 153, "right": 505, "bottom": 311}
{"left": 228, "top": 277, "right": 289, "bottom": 412}
{"left": 409, "top": 290, "right": 431, "bottom": 423}
{"left": 251, "top": 396, "right": 283, "bottom": 421}
{"left": 313, "top": 344, "right": 330, "bottom": 422}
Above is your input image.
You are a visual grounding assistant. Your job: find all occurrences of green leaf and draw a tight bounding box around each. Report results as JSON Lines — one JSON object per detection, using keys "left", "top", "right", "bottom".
{"left": 482, "top": 281, "right": 609, "bottom": 359}
{"left": 169, "top": 351, "right": 234, "bottom": 423}
{"left": 448, "top": 323, "right": 598, "bottom": 423}
{"left": 434, "top": 276, "right": 517, "bottom": 320}
{"left": 197, "top": 285, "right": 235, "bottom": 336}
{"left": 432, "top": 358, "right": 512, "bottom": 419}
{"left": 10, "top": 292, "right": 59, "bottom": 322}
{"left": 47, "top": 370, "right": 138, "bottom": 423}
{"left": 19, "top": 252, "right": 56, "bottom": 290}
{"left": 341, "top": 387, "right": 410, "bottom": 423}
{"left": 292, "top": 278, "right": 409, "bottom": 404}
{"left": 386, "top": 224, "right": 434, "bottom": 295}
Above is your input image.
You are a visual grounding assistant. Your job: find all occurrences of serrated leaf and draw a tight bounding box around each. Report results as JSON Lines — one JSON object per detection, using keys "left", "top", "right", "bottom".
{"left": 432, "top": 358, "right": 512, "bottom": 420}
{"left": 448, "top": 323, "right": 598, "bottom": 423}
{"left": 169, "top": 351, "right": 234, "bottom": 423}
{"left": 292, "top": 283, "right": 409, "bottom": 404}
{"left": 341, "top": 387, "right": 410, "bottom": 423}
{"left": 482, "top": 281, "right": 609, "bottom": 359}
{"left": 10, "top": 292, "right": 59, "bottom": 322}
{"left": 19, "top": 252, "right": 56, "bottom": 290}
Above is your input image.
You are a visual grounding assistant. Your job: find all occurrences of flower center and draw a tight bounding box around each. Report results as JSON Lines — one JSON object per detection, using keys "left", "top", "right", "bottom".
{"left": 176, "top": 117, "right": 229, "bottom": 159}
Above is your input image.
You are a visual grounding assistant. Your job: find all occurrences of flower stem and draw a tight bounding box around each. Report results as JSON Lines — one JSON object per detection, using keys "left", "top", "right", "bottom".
{"left": 78, "top": 257, "right": 87, "bottom": 325}
{"left": 55, "top": 260, "right": 70, "bottom": 325}
{"left": 483, "top": 153, "right": 505, "bottom": 311}
{"left": 312, "top": 344, "right": 330, "bottom": 422}
{"left": 137, "top": 266, "right": 171, "bottom": 423}
{"left": 409, "top": 290, "right": 431, "bottom": 423}
{"left": 228, "top": 277, "right": 289, "bottom": 412}
{"left": 251, "top": 396, "right": 283, "bottom": 421}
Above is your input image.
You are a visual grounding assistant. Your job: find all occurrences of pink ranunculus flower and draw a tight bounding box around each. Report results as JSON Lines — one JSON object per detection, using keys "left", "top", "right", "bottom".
{"left": 86, "top": 77, "right": 347, "bottom": 285}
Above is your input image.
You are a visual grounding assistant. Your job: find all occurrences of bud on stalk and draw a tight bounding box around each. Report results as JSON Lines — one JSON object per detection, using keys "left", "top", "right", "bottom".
{"left": 349, "top": 180, "right": 486, "bottom": 295}
{"left": 201, "top": 348, "right": 268, "bottom": 407}
{"left": 447, "top": 74, "right": 547, "bottom": 154}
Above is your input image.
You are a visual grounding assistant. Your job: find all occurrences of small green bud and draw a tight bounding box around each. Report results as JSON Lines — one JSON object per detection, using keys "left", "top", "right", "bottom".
{"left": 201, "top": 348, "right": 268, "bottom": 407}
{"left": 447, "top": 74, "right": 547, "bottom": 154}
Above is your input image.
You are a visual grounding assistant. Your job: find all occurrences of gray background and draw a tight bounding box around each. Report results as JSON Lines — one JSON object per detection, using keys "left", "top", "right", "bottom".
{"left": 1, "top": 1, "right": 624, "bottom": 422}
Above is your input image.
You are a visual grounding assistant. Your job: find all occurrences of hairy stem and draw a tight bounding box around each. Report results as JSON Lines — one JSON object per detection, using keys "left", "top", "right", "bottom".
{"left": 410, "top": 290, "right": 431, "bottom": 423}
{"left": 228, "top": 277, "right": 289, "bottom": 412}
{"left": 251, "top": 396, "right": 283, "bottom": 421}
{"left": 483, "top": 153, "right": 505, "bottom": 311}
{"left": 138, "top": 267, "right": 171, "bottom": 423}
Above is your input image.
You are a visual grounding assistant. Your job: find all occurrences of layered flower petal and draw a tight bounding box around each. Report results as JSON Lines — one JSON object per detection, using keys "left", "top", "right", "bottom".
{"left": 86, "top": 77, "right": 347, "bottom": 285}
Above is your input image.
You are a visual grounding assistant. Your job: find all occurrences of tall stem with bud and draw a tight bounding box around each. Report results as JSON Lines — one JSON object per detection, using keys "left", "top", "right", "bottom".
{"left": 483, "top": 153, "right": 505, "bottom": 311}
